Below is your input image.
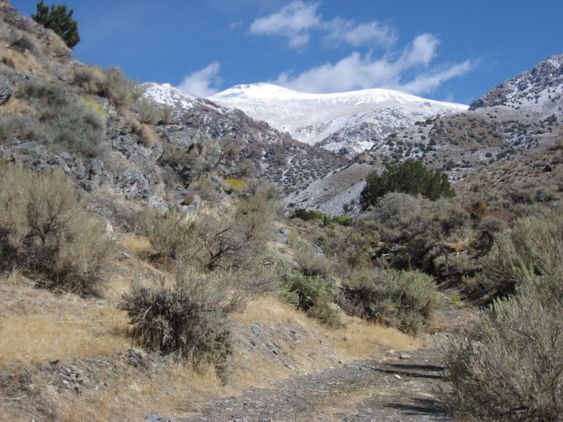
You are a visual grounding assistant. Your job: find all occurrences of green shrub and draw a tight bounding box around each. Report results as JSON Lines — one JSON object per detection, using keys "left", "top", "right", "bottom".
{"left": 99, "top": 67, "right": 139, "bottom": 109}
{"left": 291, "top": 208, "right": 330, "bottom": 224}
{"left": 483, "top": 209, "right": 562, "bottom": 297}
{"left": 141, "top": 207, "right": 194, "bottom": 262}
{"left": 135, "top": 98, "right": 162, "bottom": 125}
{"left": 338, "top": 269, "right": 439, "bottom": 335}
{"left": 120, "top": 268, "right": 237, "bottom": 382}
{"left": 2, "top": 81, "right": 107, "bottom": 157}
{"left": 331, "top": 215, "right": 353, "bottom": 226}
{"left": 180, "top": 189, "right": 277, "bottom": 272}
{"left": 360, "top": 159, "right": 454, "bottom": 209}
{"left": 32, "top": 0, "right": 80, "bottom": 48}
{"left": 281, "top": 272, "right": 341, "bottom": 327}
{"left": 443, "top": 266, "right": 563, "bottom": 421}
{"left": 0, "top": 165, "right": 113, "bottom": 295}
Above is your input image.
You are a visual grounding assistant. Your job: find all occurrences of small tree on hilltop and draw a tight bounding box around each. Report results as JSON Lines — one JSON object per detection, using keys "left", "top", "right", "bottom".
{"left": 360, "top": 159, "right": 454, "bottom": 209}
{"left": 32, "top": 1, "right": 80, "bottom": 48}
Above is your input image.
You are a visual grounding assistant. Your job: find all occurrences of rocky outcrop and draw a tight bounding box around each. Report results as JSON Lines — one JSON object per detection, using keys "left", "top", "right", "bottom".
{"left": 470, "top": 54, "right": 562, "bottom": 112}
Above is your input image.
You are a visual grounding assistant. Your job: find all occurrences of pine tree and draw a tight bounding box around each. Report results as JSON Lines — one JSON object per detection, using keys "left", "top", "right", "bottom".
{"left": 32, "top": 1, "right": 80, "bottom": 48}
{"left": 360, "top": 159, "right": 455, "bottom": 209}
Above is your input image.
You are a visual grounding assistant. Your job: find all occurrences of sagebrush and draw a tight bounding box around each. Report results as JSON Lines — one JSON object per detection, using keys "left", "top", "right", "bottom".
{"left": 0, "top": 165, "right": 113, "bottom": 295}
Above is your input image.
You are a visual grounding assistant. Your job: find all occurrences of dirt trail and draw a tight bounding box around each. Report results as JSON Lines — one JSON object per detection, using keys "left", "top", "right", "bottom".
{"left": 170, "top": 347, "right": 447, "bottom": 422}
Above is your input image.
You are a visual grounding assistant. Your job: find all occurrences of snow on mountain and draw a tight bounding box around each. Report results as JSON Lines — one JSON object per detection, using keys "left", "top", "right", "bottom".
{"left": 210, "top": 83, "right": 468, "bottom": 155}
{"left": 470, "top": 54, "right": 563, "bottom": 114}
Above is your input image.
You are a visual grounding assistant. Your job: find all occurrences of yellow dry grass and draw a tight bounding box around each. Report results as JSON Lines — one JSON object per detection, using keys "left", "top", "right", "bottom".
{"left": 231, "top": 296, "right": 419, "bottom": 388}
{"left": 56, "top": 363, "right": 227, "bottom": 422}
{"left": 236, "top": 296, "right": 418, "bottom": 358}
{"left": 118, "top": 232, "right": 153, "bottom": 258}
{"left": 0, "top": 278, "right": 131, "bottom": 366}
{"left": 0, "top": 96, "right": 36, "bottom": 118}
{"left": 0, "top": 47, "right": 47, "bottom": 76}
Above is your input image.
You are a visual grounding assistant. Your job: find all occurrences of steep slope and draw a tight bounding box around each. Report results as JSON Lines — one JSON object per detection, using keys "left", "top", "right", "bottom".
{"left": 143, "top": 83, "right": 347, "bottom": 194}
{"left": 470, "top": 54, "right": 562, "bottom": 114}
{"left": 210, "top": 83, "right": 467, "bottom": 155}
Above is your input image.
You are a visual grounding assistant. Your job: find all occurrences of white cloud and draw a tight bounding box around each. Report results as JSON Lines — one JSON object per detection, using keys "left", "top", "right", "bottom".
{"left": 177, "top": 62, "right": 222, "bottom": 97}
{"left": 275, "top": 34, "right": 474, "bottom": 95}
{"left": 249, "top": 1, "right": 396, "bottom": 49}
{"left": 249, "top": 1, "right": 320, "bottom": 48}
{"left": 324, "top": 19, "right": 397, "bottom": 48}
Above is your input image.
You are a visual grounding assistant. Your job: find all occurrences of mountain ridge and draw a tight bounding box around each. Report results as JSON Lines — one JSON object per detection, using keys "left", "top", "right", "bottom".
{"left": 208, "top": 83, "right": 467, "bottom": 155}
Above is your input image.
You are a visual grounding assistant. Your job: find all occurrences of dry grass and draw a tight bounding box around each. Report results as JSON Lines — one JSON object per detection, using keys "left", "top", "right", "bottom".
{"left": 232, "top": 296, "right": 418, "bottom": 388}
{"left": 0, "top": 47, "right": 46, "bottom": 76}
{"left": 55, "top": 362, "right": 226, "bottom": 422}
{"left": 0, "top": 276, "right": 130, "bottom": 366}
{"left": 0, "top": 96, "right": 36, "bottom": 118}
{"left": 118, "top": 232, "right": 153, "bottom": 258}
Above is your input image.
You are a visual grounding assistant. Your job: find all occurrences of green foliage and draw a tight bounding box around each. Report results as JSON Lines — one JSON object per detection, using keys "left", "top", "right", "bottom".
{"left": 338, "top": 269, "right": 439, "bottom": 335}
{"left": 120, "top": 268, "right": 237, "bottom": 382}
{"left": 291, "top": 209, "right": 352, "bottom": 226}
{"left": 135, "top": 98, "right": 162, "bottom": 124}
{"left": 443, "top": 265, "right": 563, "bottom": 421}
{"left": 483, "top": 208, "right": 562, "bottom": 297}
{"left": 141, "top": 207, "right": 195, "bottom": 262}
{"left": 281, "top": 272, "right": 341, "bottom": 327}
{"left": 0, "top": 165, "right": 114, "bottom": 295}
{"left": 292, "top": 208, "right": 331, "bottom": 224}
{"left": 0, "top": 81, "right": 107, "bottom": 157}
{"left": 32, "top": 0, "right": 80, "bottom": 48}
{"left": 99, "top": 67, "right": 139, "bottom": 109}
{"left": 331, "top": 215, "right": 353, "bottom": 226}
{"left": 360, "top": 159, "right": 454, "bottom": 209}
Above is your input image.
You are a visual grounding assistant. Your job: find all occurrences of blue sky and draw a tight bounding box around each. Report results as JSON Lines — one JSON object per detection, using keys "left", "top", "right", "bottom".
{"left": 12, "top": 0, "right": 563, "bottom": 103}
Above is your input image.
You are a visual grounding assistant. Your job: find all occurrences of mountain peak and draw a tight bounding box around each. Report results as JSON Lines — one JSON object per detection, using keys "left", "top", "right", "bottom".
{"left": 210, "top": 83, "right": 467, "bottom": 154}
{"left": 470, "top": 54, "right": 563, "bottom": 110}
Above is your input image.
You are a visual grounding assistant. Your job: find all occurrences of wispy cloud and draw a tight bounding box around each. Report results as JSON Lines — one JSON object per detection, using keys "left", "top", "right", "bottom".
{"left": 275, "top": 34, "right": 474, "bottom": 95}
{"left": 177, "top": 62, "right": 222, "bottom": 96}
{"left": 249, "top": 1, "right": 321, "bottom": 48}
{"left": 249, "top": 1, "right": 396, "bottom": 49}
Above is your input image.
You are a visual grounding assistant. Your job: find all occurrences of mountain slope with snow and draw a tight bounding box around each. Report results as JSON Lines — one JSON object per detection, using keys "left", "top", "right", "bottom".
{"left": 210, "top": 83, "right": 468, "bottom": 154}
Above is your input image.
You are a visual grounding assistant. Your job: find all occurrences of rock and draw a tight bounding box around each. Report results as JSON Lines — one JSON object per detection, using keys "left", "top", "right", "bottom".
{"left": 399, "top": 353, "right": 412, "bottom": 360}
{"left": 0, "top": 77, "right": 12, "bottom": 105}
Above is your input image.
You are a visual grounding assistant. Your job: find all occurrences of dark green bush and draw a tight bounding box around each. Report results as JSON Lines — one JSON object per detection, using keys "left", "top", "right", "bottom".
{"left": 32, "top": 0, "right": 80, "bottom": 48}
{"left": 338, "top": 269, "right": 439, "bottom": 335}
{"left": 120, "top": 268, "right": 237, "bottom": 382}
{"left": 331, "top": 215, "right": 353, "bottom": 226}
{"left": 291, "top": 208, "right": 330, "bottom": 224}
{"left": 0, "top": 165, "right": 114, "bottom": 295}
{"left": 360, "top": 159, "right": 454, "bottom": 209}
{"left": 281, "top": 272, "right": 341, "bottom": 327}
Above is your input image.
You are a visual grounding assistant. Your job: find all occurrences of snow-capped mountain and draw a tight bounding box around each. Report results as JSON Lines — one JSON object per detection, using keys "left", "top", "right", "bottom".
{"left": 142, "top": 83, "right": 347, "bottom": 194}
{"left": 210, "top": 83, "right": 467, "bottom": 155}
{"left": 470, "top": 54, "right": 562, "bottom": 114}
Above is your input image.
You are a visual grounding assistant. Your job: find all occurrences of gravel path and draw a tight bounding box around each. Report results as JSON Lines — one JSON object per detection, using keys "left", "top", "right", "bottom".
{"left": 174, "top": 348, "right": 448, "bottom": 422}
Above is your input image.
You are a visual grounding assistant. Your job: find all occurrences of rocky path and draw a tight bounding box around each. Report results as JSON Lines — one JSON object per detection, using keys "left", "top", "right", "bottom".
{"left": 171, "top": 348, "right": 448, "bottom": 422}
